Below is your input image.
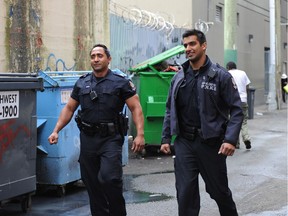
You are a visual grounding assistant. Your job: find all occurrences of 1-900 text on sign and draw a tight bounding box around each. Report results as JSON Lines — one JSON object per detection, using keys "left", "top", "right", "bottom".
{"left": 0, "top": 91, "right": 19, "bottom": 120}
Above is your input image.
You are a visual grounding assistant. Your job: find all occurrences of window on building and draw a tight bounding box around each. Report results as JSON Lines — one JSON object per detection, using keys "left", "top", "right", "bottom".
{"left": 215, "top": 6, "right": 222, "bottom": 22}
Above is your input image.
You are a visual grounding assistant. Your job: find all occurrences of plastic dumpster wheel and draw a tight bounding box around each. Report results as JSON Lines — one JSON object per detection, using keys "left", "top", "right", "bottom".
{"left": 140, "top": 148, "right": 147, "bottom": 157}
{"left": 21, "top": 195, "right": 32, "bottom": 213}
{"left": 56, "top": 185, "right": 66, "bottom": 197}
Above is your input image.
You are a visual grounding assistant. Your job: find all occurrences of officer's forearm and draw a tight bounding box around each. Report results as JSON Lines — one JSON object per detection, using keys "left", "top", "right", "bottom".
{"left": 132, "top": 108, "right": 144, "bottom": 137}
{"left": 53, "top": 106, "right": 74, "bottom": 133}
{"left": 126, "top": 95, "right": 144, "bottom": 137}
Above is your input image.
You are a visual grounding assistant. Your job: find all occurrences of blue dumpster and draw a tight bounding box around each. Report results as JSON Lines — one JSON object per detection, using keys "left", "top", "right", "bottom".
{"left": 36, "top": 71, "right": 129, "bottom": 195}
{"left": 0, "top": 73, "right": 43, "bottom": 212}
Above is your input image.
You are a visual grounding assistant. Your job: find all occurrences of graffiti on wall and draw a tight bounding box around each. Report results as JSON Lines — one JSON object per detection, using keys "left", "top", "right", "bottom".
{"left": 44, "top": 53, "right": 76, "bottom": 71}
{"left": 0, "top": 119, "right": 30, "bottom": 162}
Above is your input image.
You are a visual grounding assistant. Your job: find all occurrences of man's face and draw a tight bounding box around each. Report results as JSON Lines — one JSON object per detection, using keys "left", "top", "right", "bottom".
{"left": 90, "top": 47, "right": 111, "bottom": 73}
{"left": 183, "top": 35, "right": 206, "bottom": 63}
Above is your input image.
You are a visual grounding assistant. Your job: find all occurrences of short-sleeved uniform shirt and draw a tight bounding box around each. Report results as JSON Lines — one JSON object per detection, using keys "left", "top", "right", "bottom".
{"left": 71, "top": 70, "right": 136, "bottom": 123}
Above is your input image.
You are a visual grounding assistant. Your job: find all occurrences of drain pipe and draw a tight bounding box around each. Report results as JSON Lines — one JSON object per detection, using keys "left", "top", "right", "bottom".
{"left": 267, "top": 0, "right": 277, "bottom": 111}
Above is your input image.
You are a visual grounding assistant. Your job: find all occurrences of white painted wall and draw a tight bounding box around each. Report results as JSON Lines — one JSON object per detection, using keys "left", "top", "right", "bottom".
{"left": 40, "top": 0, "right": 75, "bottom": 71}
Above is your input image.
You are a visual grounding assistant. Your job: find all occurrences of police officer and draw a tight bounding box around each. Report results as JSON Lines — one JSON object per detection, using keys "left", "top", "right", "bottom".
{"left": 48, "top": 44, "right": 145, "bottom": 216}
{"left": 161, "top": 29, "right": 243, "bottom": 216}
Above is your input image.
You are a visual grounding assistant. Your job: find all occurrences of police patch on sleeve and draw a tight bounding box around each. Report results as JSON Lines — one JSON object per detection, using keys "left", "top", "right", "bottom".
{"left": 231, "top": 77, "right": 237, "bottom": 89}
{"left": 129, "top": 81, "right": 136, "bottom": 91}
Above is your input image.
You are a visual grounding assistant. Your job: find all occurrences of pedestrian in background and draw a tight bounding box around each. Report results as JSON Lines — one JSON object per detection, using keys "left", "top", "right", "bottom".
{"left": 48, "top": 44, "right": 145, "bottom": 216}
{"left": 226, "top": 61, "right": 252, "bottom": 149}
{"left": 160, "top": 29, "right": 243, "bottom": 216}
{"left": 281, "top": 73, "right": 288, "bottom": 102}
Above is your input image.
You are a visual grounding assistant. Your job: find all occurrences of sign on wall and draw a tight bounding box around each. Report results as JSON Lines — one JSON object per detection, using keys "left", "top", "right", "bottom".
{"left": 0, "top": 91, "right": 19, "bottom": 120}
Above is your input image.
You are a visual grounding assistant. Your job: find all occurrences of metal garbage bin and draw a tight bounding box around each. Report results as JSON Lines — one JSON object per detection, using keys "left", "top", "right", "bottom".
{"left": 0, "top": 73, "right": 43, "bottom": 212}
{"left": 36, "top": 70, "right": 129, "bottom": 195}
{"left": 247, "top": 87, "right": 256, "bottom": 119}
{"left": 129, "top": 45, "right": 184, "bottom": 153}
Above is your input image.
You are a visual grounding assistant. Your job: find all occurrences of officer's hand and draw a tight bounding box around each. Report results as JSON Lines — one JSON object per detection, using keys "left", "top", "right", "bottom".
{"left": 160, "top": 144, "right": 171, "bottom": 154}
{"left": 218, "top": 143, "right": 235, "bottom": 156}
{"left": 48, "top": 132, "right": 59, "bottom": 145}
{"left": 131, "top": 135, "right": 145, "bottom": 153}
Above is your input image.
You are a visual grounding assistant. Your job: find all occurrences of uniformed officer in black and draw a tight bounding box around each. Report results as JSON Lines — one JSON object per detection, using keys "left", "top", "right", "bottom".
{"left": 48, "top": 44, "right": 145, "bottom": 216}
{"left": 161, "top": 29, "right": 243, "bottom": 216}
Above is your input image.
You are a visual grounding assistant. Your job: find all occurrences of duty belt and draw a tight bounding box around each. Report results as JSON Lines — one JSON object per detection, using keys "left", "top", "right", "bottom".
{"left": 79, "top": 121, "right": 119, "bottom": 137}
{"left": 181, "top": 127, "right": 224, "bottom": 146}
{"left": 180, "top": 127, "right": 202, "bottom": 141}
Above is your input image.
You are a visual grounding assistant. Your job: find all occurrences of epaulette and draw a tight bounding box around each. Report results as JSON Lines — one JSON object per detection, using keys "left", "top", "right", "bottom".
{"left": 112, "top": 68, "right": 130, "bottom": 80}
{"left": 208, "top": 63, "right": 219, "bottom": 81}
{"left": 79, "top": 72, "right": 91, "bottom": 79}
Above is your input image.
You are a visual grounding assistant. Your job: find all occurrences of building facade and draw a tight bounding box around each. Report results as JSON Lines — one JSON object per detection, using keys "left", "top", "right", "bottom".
{"left": 111, "top": 0, "right": 287, "bottom": 105}
{"left": 0, "top": 0, "right": 287, "bottom": 105}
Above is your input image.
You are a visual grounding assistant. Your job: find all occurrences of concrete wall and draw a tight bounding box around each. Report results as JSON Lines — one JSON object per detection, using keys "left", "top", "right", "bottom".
{"left": 0, "top": 2, "right": 6, "bottom": 72}
{"left": 0, "top": 0, "right": 109, "bottom": 72}
{"left": 0, "top": 0, "right": 286, "bottom": 79}
{"left": 112, "top": 0, "right": 286, "bottom": 106}
{"left": 41, "top": 0, "right": 76, "bottom": 71}
{"left": 236, "top": 1, "right": 270, "bottom": 89}
{"left": 1, "top": 1, "right": 42, "bottom": 73}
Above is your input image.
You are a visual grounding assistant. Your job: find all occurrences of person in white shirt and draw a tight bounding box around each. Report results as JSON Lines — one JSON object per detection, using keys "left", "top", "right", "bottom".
{"left": 226, "top": 61, "right": 251, "bottom": 149}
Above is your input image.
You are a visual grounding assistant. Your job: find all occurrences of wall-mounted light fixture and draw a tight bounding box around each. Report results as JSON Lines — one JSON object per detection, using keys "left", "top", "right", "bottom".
{"left": 248, "top": 34, "right": 253, "bottom": 43}
{"left": 284, "top": 42, "right": 287, "bottom": 49}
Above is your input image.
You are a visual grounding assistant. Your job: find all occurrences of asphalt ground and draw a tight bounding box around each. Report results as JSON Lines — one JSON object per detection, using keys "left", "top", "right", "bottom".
{"left": 124, "top": 103, "right": 287, "bottom": 216}
{"left": 0, "top": 102, "right": 287, "bottom": 216}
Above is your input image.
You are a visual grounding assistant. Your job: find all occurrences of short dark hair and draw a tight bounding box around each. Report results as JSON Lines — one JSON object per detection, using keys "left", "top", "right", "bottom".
{"left": 182, "top": 29, "right": 206, "bottom": 45}
{"left": 226, "top": 61, "right": 237, "bottom": 70}
{"left": 90, "top": 44, "right": 111, "bottom": 58}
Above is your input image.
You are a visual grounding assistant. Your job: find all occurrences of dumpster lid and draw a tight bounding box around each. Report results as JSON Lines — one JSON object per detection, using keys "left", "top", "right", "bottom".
{"left": 38, "top": 71, "right": 90, "bottom": 87}
{"left": 38, "top": 69, "right": 128, "bottom": 87}
{"left": 0, "top": 73, "right": 43, "bottom": 91}
{"left": 129, "top": 45, "right": 185, "bottom": 72}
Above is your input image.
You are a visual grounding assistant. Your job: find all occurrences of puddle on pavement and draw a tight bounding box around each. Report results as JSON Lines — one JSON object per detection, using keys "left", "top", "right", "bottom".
{"left": 124, "top": 190, "right": 170, "bottom": 203}
{"left": 0, "top": 173, "right": 172, "bottom": 215}
{"left": 123, "top": 173, "right": 172, "bottom": 204}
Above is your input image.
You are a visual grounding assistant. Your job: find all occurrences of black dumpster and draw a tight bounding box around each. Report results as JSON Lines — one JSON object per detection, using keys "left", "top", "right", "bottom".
{"left": 0, "top": 73, "right": 43, "bottom": 212}
{"left": 247, "top": 87, "right": 256, "bottom": 119}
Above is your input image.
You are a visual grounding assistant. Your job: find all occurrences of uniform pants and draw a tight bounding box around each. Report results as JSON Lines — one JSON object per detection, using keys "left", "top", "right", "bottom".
{"left": 174, "top": 135, "right": 238, "bottom": 216}
{"left": 79, "top": 133, "right": 126, "bottom": 216}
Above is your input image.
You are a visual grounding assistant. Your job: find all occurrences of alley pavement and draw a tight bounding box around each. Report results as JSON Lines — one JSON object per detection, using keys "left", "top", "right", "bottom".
{"left": 0, "top": 102, "right": 287, "bottom": 216}
{"left": 124, "top": 102, "right": 288, "bottom": 216}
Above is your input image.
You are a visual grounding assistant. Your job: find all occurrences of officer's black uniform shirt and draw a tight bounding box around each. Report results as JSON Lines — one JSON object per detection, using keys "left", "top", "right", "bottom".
{"left": 176, "top": 65, "right": 201, "bottom": 133}
{"left": 71, "top": 70, "right": 136, "bottom": 123}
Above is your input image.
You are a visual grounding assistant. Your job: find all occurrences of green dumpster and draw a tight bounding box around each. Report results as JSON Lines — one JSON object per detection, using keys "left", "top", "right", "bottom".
{"left": 129, "top": 45, "right": 185, "bottom": 152}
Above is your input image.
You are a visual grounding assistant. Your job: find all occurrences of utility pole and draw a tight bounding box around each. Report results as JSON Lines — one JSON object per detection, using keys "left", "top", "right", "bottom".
{"left": 267, "top": 0, "right": 277, "bottom": 111}
{"left": 224, "top": 0, "right": 237, "bottom": 66}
